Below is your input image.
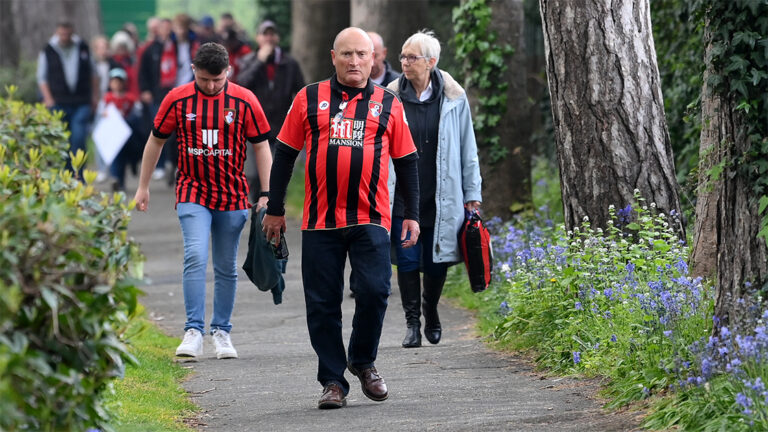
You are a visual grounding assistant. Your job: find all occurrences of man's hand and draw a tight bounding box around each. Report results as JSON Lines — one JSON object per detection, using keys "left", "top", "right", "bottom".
{"left": 262, "top": 213, "right": 287, "bottom": 246}
{"left": 256, "top": 42, "right": 275, "bottom": 63}
{"left": 140, "top": 90, "right": 153, "bottom": 105}
{"left": 134, "top": 188, "right": 150, "bottom": 212}
{"left": 400, "top": 219, "right": 420, "bottom": 249}
{"left": 42, "top": 95, "right": 55, "bottom": 109}
{"left": 255, "top": 196, "right": 268, "bottom": 211}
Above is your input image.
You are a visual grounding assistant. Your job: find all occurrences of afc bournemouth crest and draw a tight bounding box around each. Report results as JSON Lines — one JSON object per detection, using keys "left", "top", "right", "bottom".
{"left": 224, "top": 108, "right": 236, "bottom": 125}
{"left": 369, "top": 101, "right": 382, "bottom": 118}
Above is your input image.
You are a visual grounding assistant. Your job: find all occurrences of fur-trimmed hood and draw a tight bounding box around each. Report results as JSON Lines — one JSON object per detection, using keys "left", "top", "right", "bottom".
{"left": 387, "top": 69, "right": 465, "bottom": 102}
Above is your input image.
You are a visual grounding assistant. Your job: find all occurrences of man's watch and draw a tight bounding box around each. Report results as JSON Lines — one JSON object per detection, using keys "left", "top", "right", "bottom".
{"left": 259, "top": 191, "right": 269, "bottom": 198}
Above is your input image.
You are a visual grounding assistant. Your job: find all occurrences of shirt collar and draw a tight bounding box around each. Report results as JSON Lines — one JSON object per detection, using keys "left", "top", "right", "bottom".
{"left": 330, "top": 74, "right": 374, "bottom": 99}
{"left": 194, "top": 80, "right": 229, "bottom": 97}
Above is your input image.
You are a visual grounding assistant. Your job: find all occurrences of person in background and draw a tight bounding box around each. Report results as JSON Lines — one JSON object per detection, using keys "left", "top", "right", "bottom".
{"left": 109, "top": 30, "right": 138, "bottom": 99}
{"left": 37, "top": 21, "right": 100, "bottom": 177}
{"left": 121, "top": 22, "right": 141, "bottom": 53}
{"left": 138, "top": 18, "right": 175, "bottom": 181}
{"left": 367, "top": 32, "right": 399, "bottom": 86}
{"left": 217, "top": 12, "right": 248, "bottom": 42}
{"left": 99, "top": 67, "right": 138, "bottom": 191}
{"left": 91, "top": 35, "right": 110, "bottom": 96}
{"left": 387, "top": 30, "right": 482, "bottom": 348}
{"left": 136, "top": 17, "right": 160, "bottom": 63}
{"left": 197, "top": 15, "right": 220, "bottom": 45}
{"left": 172, "top": 13, "right": 199, "bottom": 88}
{"left": 221, "top": 27, "right": 252, "bottom": 84}
{"left": 238, "top": 19, "right": 305, "bottom": 201}
{"left": 262, "top": 27, "right": 420, "bottom": 409}
{"left": 90, "top": 34, "right": 112, "bottom": 182}
{"left": 133, "top": 43, "right": 273, "bottom": 361}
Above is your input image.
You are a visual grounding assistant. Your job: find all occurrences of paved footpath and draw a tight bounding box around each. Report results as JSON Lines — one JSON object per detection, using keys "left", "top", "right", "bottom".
{"left": 127, "top": 178, "right": 641, "bottom": 432}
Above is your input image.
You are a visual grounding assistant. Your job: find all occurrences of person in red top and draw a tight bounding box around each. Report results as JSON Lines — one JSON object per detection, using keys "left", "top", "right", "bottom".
{"left": 134, "top": 42, "right": 272, "bottom": 361}
{"left": 262, "top": 27, "right": 420, "bottom": 409}
{"left": 100, "top": 67, "right": 138, "bottom": 191}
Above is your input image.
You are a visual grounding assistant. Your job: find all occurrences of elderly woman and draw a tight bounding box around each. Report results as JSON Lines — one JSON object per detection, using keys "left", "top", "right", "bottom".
{"left": 388, "top": 30, "right": 482, "bottom": 348}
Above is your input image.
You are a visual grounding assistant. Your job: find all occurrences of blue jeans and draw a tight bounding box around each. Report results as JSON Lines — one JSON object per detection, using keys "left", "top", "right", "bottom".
{"left": 391, "top": 217, "right": 449, "bottom": 278}
{"left": 177, "top": 203, "right": 248, "bottom": 334}
{"left": 302, "top": 225, "right": 392, "bottom": 395}
{"left": 52, "top": 103, "right": 91, "bottom": 176}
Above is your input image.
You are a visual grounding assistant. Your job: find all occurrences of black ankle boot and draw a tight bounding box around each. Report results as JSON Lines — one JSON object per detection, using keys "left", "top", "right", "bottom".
{"left": 398, "top": 270, "right": 422, "bottom": 348}
{"left": 422, "top": 273, "right": 446, "bottom": 344}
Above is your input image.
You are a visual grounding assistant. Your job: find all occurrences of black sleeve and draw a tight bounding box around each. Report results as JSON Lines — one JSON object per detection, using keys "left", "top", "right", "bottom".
{"left": 392, "top": 153, "right": 419, "bottom": 222}
{"left": 266, "top": 142, "right": 301, "bottom": 216}
{"left": 236, "top": 53, "right": 262, "bottom": 89}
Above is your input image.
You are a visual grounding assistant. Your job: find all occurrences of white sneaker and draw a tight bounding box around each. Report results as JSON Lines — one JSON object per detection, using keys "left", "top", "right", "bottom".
{"left": 151, "top": 168, "right": 166, "bottom": 180}
{"left": 175, "top": 328, "right": 203, "bottom": 358}
{"left": 212, "top": 329, "right": 238, "bottom": 359}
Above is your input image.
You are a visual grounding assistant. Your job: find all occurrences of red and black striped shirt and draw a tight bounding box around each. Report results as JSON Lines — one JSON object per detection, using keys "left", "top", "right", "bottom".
{"left": 153, "top": 81, "right": 270, "bottom": 210}
{"left": 278, "top": 77, "right": 416, "bottom": 231}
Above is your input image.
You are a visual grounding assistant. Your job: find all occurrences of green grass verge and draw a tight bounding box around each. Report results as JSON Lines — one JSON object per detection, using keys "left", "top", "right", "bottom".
{"left": 105, "top": 314, "right": 197, "bottom": 432}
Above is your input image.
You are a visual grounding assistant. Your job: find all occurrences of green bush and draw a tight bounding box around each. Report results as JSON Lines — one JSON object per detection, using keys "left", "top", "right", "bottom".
{"left": 474, "top": 193, "right": 713, "bottom": 407}
{"left": 0, "top": 61, "right": 41, "bottom": 104}
{"left": 0, "top": 88, "right": 143, "bottom": 431}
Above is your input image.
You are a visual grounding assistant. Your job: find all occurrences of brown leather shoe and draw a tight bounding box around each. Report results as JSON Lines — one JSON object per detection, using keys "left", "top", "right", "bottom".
{"left": 318, "top": 383, "right": 346, "bottom": 409}
{"left": 347, "top": 365, "right": 388, "bottom": 401}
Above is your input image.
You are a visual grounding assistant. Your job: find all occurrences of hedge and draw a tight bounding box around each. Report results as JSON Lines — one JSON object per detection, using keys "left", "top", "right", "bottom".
{"left": 0, "top": 87, "right": 143, "bottom": 432}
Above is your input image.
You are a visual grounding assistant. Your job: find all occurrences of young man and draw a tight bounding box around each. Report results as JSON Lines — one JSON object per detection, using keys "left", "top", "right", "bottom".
{"left": 262, "top": 27, "right": 420, "bottom": 409}
{"left": 134, "top": 42, "right": 272, "bottom": 360}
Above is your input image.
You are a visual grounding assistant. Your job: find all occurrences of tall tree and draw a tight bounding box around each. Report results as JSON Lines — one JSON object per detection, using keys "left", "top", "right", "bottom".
{"left": 290, "top": 0, "right": 350, "bottom": 83}
{"left": 455, "top": 0, "right": 531, "bottom": 219}
{"left": 350, "top": 0, "right": 428, "bottom": 68}
{"left": 539, "top": 0, "right": 684, "bottom": 237}
{"left": 691, "top": 2, "right": 768, "bottom": 327}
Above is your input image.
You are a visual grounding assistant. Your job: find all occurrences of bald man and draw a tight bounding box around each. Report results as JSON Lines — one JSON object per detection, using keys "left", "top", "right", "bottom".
{"left": 367, "top": 31, "right": 400, "bottom": 86}
{"left": 263, "top": 27, "right": 420, "bottom": 409}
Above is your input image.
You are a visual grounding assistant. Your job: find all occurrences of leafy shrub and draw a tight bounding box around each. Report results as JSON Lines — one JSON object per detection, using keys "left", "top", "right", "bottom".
{"left": 0, "top": 61, "right": 41, "bottom": 104}
{"left": 645, "top": 308, "right": 768, "bottom": 431}
{"left": 0, "top": 88, "right": 143, "bottom": 431}
{"left": 482, "top": 192, "right": 713, "bottom": 406}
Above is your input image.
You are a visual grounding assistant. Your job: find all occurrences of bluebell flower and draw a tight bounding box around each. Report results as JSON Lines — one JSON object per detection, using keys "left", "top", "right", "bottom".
{"left": 736, "top": 392, "right": 753, "bottom": 415}
{"left": 573, "top": 351, "right": 581, "bottom": 364}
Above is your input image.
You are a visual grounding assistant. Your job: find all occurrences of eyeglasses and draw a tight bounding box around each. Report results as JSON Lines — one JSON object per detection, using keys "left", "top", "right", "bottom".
{"left": 399, "top": 54, "right": 427, "bottom": 64}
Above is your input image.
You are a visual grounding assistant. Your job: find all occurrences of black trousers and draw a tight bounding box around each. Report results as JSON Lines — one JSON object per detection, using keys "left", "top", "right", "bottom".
{"left": 301, "top": 225, "right": 391, "bottom": 395}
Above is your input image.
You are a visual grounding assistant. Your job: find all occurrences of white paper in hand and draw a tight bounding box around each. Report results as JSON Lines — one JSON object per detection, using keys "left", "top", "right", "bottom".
{"left": 92, "top": 103, "right": 132, "bottom": 166}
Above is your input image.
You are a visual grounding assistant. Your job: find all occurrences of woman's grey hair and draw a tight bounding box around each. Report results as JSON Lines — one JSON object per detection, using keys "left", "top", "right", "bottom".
{"left": 402, "top": 29, "right": 441, "bottom": 67}
{"left": 110, "top": 30, "right": 135, "bottom": 53}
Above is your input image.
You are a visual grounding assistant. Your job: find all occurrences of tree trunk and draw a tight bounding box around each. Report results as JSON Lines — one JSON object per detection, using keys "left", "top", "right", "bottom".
{"left": 9, "top": 0, "right": 102, "bottom": 64}
{"left": 0, "top": 0, "right": 20, "bottom": 68}
{"left": 350, "top": 0, "right": 428, "bottom": 69}
{"left": 291, "top": 0, "right": 350, "bottom": 84}
{"left": 695, "top": 29, "right": 768, "bottom": 328}
{"left": 539, "top": 0, "right": 684, "bottom": 237}
{"left": 689, "top": 51, "right": 721, "bottom": 280}
{"left": 466, "top": 0, "right": 532, "bottom": 219}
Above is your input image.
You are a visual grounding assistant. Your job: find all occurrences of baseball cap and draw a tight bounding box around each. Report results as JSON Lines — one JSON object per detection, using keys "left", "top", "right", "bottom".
{"left": 109, "top": 68, "right": 127, "bottom": 80}
{"left": 200, "top": 15, "right": 214, "bottom": 29}
{"left": 258, "top": 20, "right": 277, "bottom": 34}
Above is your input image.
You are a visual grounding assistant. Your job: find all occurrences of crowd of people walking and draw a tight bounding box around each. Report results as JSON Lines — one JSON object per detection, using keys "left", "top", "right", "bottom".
{"left": 38, "top": 15, "right": 483, "bottom": 410}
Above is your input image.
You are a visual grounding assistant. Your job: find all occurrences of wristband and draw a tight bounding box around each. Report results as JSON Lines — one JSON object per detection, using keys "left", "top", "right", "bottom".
{"left": 258, "top": 191, "right": 269, "bottom": 198}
